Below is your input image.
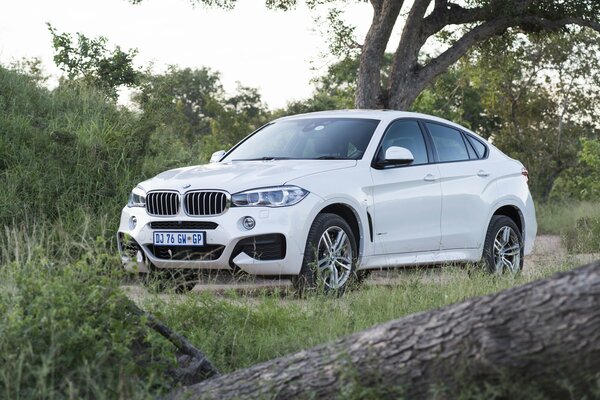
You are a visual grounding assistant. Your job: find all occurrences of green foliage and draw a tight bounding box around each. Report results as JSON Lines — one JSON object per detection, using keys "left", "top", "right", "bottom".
{"left": 0, "top": 63, "right": 270, "bottom": 238}
{"left": 47, "top": 24, "right": 140, "bottom": 100}
{"left": 414, "top": 30, "right": 600, "bottom": 200}
{"left": 135, "top": 66, "right": 224, "bottom": 139}
{"left": 133, "top": 66, "right": 270, "bottom": 169}
{"left": 551, "top": 139, "right": 600, "bottom": 200}
{"left": 0, "top": 229, "right": 171, "bottom": 399}
{"left": 412, "top": 58, "right": 501, "bottom": 138}
{"left": 536, "top": 201, "right": 600, "bottom": 234}
{"left": 0, "top": 66, "right": 145, "bottom": 238}
{"left": 536, "top": 201, "right": 600, "bottom": 253}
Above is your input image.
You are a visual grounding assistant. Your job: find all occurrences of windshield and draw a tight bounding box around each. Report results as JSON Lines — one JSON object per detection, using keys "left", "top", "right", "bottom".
{"left": 222, "top": 118, "right": 380, "bottom": 162}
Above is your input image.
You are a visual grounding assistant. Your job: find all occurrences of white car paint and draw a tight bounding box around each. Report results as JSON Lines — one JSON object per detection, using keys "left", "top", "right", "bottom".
{"left": 117, "top": 110, "right": 537, "bottom": 277}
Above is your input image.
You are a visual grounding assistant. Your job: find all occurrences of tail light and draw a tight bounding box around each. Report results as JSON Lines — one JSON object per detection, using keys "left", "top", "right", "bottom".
{"left": 521, "top": 167, "right": 529, "bottom": 183}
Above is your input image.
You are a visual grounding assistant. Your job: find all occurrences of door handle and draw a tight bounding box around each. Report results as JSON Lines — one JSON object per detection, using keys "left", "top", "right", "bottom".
{"left": 477, "top": 170, "right": 490, "bottom": 177}
{"left": 424, "top": 174, "right": 439, "bottom": 182}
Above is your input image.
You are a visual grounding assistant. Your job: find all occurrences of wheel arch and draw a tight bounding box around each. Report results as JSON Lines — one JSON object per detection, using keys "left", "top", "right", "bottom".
{"left": 317, "top": 203, "right": 363, "bottom": 257}
{"left": 492, "top": 204, "right": 524, "bottom": 236}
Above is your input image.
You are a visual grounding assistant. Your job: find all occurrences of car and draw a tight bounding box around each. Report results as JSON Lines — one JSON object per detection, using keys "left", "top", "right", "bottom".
{"left": 117, "top": 110, "right": 537, "bottom": 293}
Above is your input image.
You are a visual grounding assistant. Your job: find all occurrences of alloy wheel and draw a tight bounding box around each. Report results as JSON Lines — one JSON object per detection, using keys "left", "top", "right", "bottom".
{"left": 493, "top": 226, "right": 522, "bottom": 273}
{"left": 316, "top": 226, "right": 353, "bottom": 289}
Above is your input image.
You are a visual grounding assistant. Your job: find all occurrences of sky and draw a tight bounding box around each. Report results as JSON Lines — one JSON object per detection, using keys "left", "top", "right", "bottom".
{"left": 0, "top": 0, "right": 378, "bottom": 109}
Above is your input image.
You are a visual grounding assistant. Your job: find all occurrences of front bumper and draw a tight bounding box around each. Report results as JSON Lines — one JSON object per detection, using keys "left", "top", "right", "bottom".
{"left": 117, "top": 194, "right": 321, "bottom": 276}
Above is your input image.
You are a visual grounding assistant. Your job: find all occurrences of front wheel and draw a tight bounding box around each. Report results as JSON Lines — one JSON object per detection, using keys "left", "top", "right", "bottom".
{"left": 482, "top": 216, "right": 524, "bottom": 273}
{"left": 292, "top": 213, "right": 357, "bottom": 294}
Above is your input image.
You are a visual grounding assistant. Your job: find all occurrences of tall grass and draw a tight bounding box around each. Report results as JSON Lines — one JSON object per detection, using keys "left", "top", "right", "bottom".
{"left": 536, "top": 201, "right": 600, "bottom": 234}
{"left": 536, "top": 201, "right": 600, "bottom": 253}
{"left": 0, "top": 223, "right": 173, "bottom": 400}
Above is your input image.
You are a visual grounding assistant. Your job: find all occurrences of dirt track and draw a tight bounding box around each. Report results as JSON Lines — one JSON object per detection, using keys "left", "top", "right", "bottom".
{"left": 123, "top": 234, "right": 600, "bottom": 301}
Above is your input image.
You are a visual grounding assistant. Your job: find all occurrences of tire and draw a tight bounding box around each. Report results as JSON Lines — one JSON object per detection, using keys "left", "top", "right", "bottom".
{"left": 482, "top": 215, "right": 524, "bottom": 274}
{"left": 142, "top": 267, "right": 199, "bottom": 294}
{"left": 292, "top": 213, "right": 358, "bottom": 295}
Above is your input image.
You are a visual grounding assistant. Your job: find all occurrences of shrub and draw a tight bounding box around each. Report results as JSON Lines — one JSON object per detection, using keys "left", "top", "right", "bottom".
{"left": 0, "top": 229, "right": 172, "bottom": 399}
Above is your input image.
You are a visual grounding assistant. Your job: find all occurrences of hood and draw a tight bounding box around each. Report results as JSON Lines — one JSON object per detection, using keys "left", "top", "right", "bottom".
{"left": 137, "top": 159, "right": 357, "bottom": 194}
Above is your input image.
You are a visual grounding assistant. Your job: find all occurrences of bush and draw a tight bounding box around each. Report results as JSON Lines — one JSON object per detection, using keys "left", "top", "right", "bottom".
{"left": 0, "top": 67, "right": 145, "bottom": 234}
{"left": 0, "top": 226, "right": 172, "bottom": 399}
{"left": 550, "top": 139, "right": 600, "bottom": 201}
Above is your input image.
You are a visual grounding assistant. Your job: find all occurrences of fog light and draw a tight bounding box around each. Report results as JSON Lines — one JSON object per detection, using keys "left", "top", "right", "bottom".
{"left": 242, "top": 216, "right": 256, "bottom": 230}
{"left": 129, "top": 216, "right": 137, "bottom": 230}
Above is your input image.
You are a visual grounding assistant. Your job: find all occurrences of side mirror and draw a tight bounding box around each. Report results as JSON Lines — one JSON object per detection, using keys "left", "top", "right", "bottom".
{"left": 210, "top": 150, "right": 226, "bottom": 163}
{"left": 383, "top": 146, "right": 414, "bottom": 165}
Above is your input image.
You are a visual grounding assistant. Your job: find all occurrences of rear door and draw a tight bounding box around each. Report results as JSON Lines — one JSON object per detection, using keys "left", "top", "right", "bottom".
{"left": 370, "top": 119, "right": 442, "bottom": 254}
{"left": 423, "top": 121, "right": 497, "bottom": 250}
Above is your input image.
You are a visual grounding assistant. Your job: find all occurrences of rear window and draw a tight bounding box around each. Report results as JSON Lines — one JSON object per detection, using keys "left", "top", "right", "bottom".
{"left": 466, "top": 135, "right": 488, "bottom": 159}
{"left": 426, "top": 123, "right": 470, "bottom": 162}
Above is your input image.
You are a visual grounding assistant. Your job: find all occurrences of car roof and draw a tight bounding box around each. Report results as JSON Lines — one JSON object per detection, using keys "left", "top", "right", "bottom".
{"left": 275, "top": 109, "right": 472, "bottom": 133}
{"left": 273, "top": 109, "right": 501, "bottom": 156}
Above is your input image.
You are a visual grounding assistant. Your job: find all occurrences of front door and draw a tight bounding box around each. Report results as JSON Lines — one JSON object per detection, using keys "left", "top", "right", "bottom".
{"left": 370, "top": 119, "right": 442, "bottom": 254}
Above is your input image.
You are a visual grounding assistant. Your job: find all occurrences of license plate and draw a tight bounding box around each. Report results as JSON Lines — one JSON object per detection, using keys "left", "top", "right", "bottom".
{"left": 153, "top": 231, "right": 205, "bottom": 246}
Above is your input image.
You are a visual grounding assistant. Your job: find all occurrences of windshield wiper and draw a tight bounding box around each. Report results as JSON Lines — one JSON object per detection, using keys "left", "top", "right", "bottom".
{"left": 315, "top": 156, "right": 350, "bottom": 160}
{"left": 232, "top": 157, "right": 293, "bottom": 161}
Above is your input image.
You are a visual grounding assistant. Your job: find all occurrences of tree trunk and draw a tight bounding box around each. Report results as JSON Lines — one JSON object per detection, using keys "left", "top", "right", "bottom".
{"left": 355, "top": 0, "right": 404, "bottom": 109}
{"left": 167, "top": 262, "right": 600, "bottom": 399}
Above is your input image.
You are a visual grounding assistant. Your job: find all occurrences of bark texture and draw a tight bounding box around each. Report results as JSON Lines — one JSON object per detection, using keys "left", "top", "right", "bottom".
{"left": 168, "top": 261, "right": 600, "bottom": 399}
{"left": 355, "top": 0, "right": 600, "bottom": 110}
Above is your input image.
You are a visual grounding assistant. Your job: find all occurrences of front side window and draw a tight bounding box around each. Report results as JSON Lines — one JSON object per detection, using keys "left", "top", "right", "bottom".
{"left": 377, "top": 120, "right": 428, "bottom": 165}
{"left": 426, "top": 122, "right": 469, "bottom": 162}
{"left": 222, "top": 118, "right": 380, "bottom": 162}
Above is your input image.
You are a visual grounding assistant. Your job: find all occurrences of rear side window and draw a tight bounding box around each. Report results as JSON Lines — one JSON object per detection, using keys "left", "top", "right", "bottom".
{"left": 466, "top": 135, "right": 488, "bottom": 159}
{"left": 426, "top": 123, "right": 469, "bottom": 162}
{"left": 379, "top": 120, "right": 429, "bottom": 165}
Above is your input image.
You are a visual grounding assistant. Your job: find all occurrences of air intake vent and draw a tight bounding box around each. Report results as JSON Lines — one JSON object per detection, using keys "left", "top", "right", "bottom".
{"left": 150, "top": 221, "right": 218, "bottom": 230}
{"left": 146, "top": 192, "right": 180, "bottom": 216}
{"left": 184, "top": 191, "right": 228, "bottom": 216}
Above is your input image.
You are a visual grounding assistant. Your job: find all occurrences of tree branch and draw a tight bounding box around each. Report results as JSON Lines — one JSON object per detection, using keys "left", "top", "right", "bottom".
{"left": 419, "top": 17, "right": 513, "bottom": 90}
{"left": 422, "top": 3, "right": 490, "bottom": 38}
{"left": 519, "top": 16, "right": 600, "bottom": 34}
{"left": 421, "top": 15, "right": 600, "bottom": 87}
{"left": 128, "top": 303, "right": 220, "bottom": 380}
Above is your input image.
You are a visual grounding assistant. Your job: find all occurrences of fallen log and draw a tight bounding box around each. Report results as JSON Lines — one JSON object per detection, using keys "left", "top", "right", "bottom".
{"left": 167, "top": 261, "right": 600, "bottom": 399}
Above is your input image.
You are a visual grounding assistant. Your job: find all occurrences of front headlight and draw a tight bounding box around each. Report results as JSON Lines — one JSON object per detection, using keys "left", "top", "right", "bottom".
{"left": 232, "top": 186, "right": 309, "bottom": 207}
{"left": 127, "top": 187, "right": 146, "bottom": 208}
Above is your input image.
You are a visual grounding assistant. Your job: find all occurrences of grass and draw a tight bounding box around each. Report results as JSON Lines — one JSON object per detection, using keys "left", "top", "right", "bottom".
{"left": 536, "top": 201, "right": 600, "bottom": 235}
{"left": 142, "top": 260, "right": 574, "bottom": 375}
{"left": 0, "top": 222, "right": 175, "bottom": 400}
{"left": 536, "top": 201, "right": 600, "bottom": 253}
{"left": 2, "top": 199, "right": 597, "bottom": 398}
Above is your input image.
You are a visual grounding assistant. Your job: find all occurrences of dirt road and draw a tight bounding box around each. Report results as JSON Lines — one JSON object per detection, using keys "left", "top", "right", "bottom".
{"left": 123, "top": 234, "right": 600, "bottom": 300}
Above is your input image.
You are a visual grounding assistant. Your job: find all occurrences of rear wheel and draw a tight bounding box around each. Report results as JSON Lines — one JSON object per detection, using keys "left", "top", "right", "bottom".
{"left": 292, "top": 213, "right": 357, "bottom": 294}
{"left": 483, "top": 216, "right": 524, "bottom": 273}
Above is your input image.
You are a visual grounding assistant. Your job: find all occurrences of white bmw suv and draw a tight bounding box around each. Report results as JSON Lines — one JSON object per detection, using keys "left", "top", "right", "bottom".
{"left": 118, "top": 110, "right": 536, "bottom": 292}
